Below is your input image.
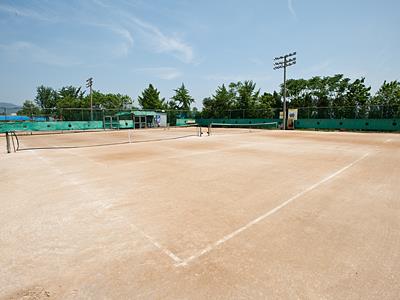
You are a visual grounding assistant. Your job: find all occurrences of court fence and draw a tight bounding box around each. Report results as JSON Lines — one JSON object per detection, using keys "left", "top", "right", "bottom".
{"left": 200, "top": 105, "right": 400, "bottom": 120}
{"left": 1, "top": 105, "right": 400, "bottom": 133}
{"left": 197, "top": 105, "right": 400, "bottom": 131}
{"left": 0, "top": 108, "right": 199, "bottom": 133}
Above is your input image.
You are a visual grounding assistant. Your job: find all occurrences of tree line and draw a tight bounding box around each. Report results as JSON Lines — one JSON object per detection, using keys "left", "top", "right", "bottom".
{"left": 18, "top": 83, "right": 194, "bottom": 116}
{"left": 202, "top": 75, "right": 400, "bottom": 119}
{"left": 18, "top": 74, "right": 400, "bottom": 119}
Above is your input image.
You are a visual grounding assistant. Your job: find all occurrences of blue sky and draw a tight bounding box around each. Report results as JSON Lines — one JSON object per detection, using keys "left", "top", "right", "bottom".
{"left": 0, "top": 0, "right": 399, "bottom": 107}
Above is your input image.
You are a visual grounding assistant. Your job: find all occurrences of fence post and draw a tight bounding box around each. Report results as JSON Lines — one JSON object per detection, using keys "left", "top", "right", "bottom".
{"left": 6, "top": 132, "right": 11, "bottom": 153}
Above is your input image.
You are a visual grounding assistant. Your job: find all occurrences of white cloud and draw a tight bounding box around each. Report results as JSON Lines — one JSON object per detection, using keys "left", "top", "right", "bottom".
{"left": 0, "top": 3, "right": 56, "bottom": 22}
{"left": 134, "top": 67, "right": 183, "bottom": 80}
{"left": 0, "top": 41, "right": 82, "bottom": 67}
{"left": 288, "top": 0, "right": 296, "bottom": 18}
{"left": 89, "top": 1, "right": 195, "bottom": 63}
{"left": 128, "top": 17, "right": 194, "bottom": 63}
{"left": 89, "top": 22, "right": 134, "bottom": 57}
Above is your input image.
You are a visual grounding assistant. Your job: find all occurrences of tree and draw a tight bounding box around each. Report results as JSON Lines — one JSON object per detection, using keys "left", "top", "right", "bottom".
{"left": 18, "top": 100, "right": 41, "bottom": 116}
{"left": 171, "top": 83, "right": 194, "bottom": 111}
{"left": 56, "top": 86, "right": 85, "bottom": 108}
{"left": 202, "top": 84, "right": 235, "bottom": 118}
{"left": 231, "top": 81, "right": 259, "bottom": 108}
{"left": 272, "top": 91, "right": 282, "bottom": 109}
{"left": 34, "top": 85, "right": 58, "bottom": 111}
{"left": 85, "top": 91, "right": 132, "bottom": 109}
{"left": 201, "top": 97, "right": 214, "bottom": 118}
{"left": 285, "top": 78, "right": 309, "bottom": 107}
{"left": 371, "top": 80, "right": 400, "bottom": 118}
{"left": 229, "top": 81, "right": 260, "bottom": 118}
{"left": 281, "top": 75, "right": 362, "bottom": 118}
{"left": 138, "top": 84, "right": 166, "bottom": 109}
{"left": 256, "top": 92, "right": 275, "bottom": 118}
{"left": 167, "top": 100, "right": 178, "bottom": 110}
{"left": 345, "top": 78, "right": 371, "bottom": 118}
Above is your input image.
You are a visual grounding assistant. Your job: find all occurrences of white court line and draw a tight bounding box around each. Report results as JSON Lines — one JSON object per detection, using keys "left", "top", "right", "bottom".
{"left": 129, "top": 224, "right": 183, "bottom": 264}
{"left": 25, "top": 144, "right": 371, "bottom": 267}
{"left": 30, "top": 151, "right": 184, "bottom": 264}
{"left": 384, "top": 138, "right": 393, "bottom": 143}
{"left": 175, "top": 152, "right": 370, "bottom": 267}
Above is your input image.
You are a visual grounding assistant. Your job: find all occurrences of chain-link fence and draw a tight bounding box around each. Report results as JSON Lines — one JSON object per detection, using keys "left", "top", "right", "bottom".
{"left": 0, "top": 107, "right": 200, "bottom": 126}
{"left": 295, "top": 105, "right": 400, "bottom": 119}
{"left": 201, "top": 105, "right": 400, "bottom": 120}
{"left": 1, "top": 105, "right": 399, "bottom": 123}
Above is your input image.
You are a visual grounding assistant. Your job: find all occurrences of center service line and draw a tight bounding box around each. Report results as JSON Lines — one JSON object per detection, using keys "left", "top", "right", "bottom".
{"left": 175, "top": 152, "right": 370, "bottom": 267}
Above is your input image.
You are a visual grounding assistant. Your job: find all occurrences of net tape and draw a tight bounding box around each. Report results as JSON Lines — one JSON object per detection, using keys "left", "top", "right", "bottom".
{"left": 208, "top": 122, "right": 278, "bottom": 135}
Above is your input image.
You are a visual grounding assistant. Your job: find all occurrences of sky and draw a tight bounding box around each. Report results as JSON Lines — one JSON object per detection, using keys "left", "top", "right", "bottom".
{"left": 0, "top": 0, "right": 399, "bottom": 108}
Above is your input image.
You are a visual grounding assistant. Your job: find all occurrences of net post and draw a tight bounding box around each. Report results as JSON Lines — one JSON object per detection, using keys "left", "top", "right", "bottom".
{"left": 6, "top": 132, "right": 11, "bottom": 153}
{"left": 208, "top": 124, "right": 212, "bottom": 136}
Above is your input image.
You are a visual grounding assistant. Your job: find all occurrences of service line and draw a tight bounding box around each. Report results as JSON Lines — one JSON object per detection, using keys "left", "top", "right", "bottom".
{"left": 176, "top": 152, "right": 370, "bottom": 267}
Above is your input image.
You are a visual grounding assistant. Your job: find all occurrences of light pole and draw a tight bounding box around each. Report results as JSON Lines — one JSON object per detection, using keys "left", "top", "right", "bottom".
{"left": 273, "top": 52, "right": 296, "bottom": 130}
{"left": 86, "top": 77, "right": 93, "bottom": 121}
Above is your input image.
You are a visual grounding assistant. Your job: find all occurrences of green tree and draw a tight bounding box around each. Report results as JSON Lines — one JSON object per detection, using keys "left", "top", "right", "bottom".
{"left": 138, "top": 84, "right": 166, "bottom": 109}
{"left": 86, "top": 91, "right": 132, "bottom": 109}
{"left": 56, "top": 86, "right": 85, "bottom": 108}
{"left": 34, "top": 85, "right": 58, "bottom": 111}
{"left": 256, "top": 92, "right": 275, "bottom": 118}
{"left": 167, "top": 100, "right": 178, "bottom": 110}
{"left": 201, "top": 97, "right": 214, "bottom": 118}
{"left": 285, "top": 78, "right": 309, "bottom": 107}
{"left": 18, "top": 100, "right": 41, "bottom": 116}
{"left": 283, "top": 75, "right": 355, "bottom": 118}
{"left": 202, "top": 84, "right": 235, "bottom": 118}
{"left": 345, "top": 78, "right": 371, "bottom": 118}
{"left": 371, "top": 80, "right": 400, "bottom": 118}
{"left": 272, "top": 91, "right": 282, "bottom": 109}
{"left": 171, "top": 83, "right": 194, "bottom": 111}
{"left": 231, "top": 81, "right": 259, "bottom": 110}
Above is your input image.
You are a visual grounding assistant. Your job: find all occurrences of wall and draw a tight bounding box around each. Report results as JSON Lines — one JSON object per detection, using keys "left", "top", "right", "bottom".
{"left": 0, "top": 121, "right": 104, "bottom": 133}
{"left": 195, "top": 118, "right": 399, "bottom": 131}
{"left": 2, "top": 118, "right": 399, "bottom": 133}
{"left": 294, "top": 119, "right": 400, "bottom": 131}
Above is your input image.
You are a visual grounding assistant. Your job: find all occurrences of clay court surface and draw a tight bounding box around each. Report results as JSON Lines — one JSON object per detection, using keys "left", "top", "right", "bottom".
{"left": 1, "top": 128, "right": 399, "bottom": 299}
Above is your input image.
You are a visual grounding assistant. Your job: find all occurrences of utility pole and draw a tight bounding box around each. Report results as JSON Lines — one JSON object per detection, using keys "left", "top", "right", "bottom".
{"left": 86, "top": 77, "right": 93, "bottom": 121}
{"left": 273, "top": 52, "right": 296, "bottom": 130}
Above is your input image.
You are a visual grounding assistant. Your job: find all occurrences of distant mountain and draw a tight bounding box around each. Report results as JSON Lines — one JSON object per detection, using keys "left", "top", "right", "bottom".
{"left": 0, "top": 102, "right": 22, "bottom": 114}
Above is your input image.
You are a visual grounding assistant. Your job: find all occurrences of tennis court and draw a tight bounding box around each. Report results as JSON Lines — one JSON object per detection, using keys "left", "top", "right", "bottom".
{"left": 1, "top": 128, "right": 399, "bottom": 299}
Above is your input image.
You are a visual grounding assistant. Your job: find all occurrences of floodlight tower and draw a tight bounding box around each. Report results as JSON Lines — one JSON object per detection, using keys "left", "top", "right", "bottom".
{"left": 273, "top": 52, "right": 296, "bottom": 130}
{"left": 86, "top": 77, "right": 93, "bottom": 121}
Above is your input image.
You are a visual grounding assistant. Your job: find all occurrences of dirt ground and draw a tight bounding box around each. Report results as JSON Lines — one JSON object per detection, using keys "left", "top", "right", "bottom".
{"left": 0, "top": 129, "right": 399, "bottom": 299}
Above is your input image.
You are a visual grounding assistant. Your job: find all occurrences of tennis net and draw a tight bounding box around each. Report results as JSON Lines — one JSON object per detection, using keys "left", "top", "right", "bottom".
{"left": 208, "top": 122, "right": 278, "bottom": 135}
{"left": 5, "top": 125, "right": 202, "bottom": 151}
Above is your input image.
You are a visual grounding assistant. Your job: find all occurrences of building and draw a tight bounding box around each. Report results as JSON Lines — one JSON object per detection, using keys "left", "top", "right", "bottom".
{"left": 115, "top": 110, "right": 167, "bottom": 129}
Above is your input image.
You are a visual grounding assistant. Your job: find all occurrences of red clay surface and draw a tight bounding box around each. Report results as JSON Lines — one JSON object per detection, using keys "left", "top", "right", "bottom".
{"left": 1, "top": 129, "right": 399, "bottom": 299}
